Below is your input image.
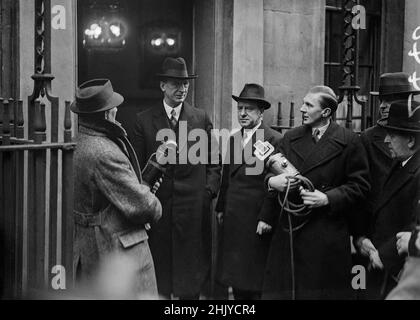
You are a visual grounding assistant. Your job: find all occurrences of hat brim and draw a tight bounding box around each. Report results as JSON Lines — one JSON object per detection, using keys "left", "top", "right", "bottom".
{"left": 370, "top": 89, "right": 420, "bottom": 97}
{"left": 377, "top": 118, "right": 420, "bottom": 133}
{"left": 232, "top": 95, "right": 271, "bottom": 110}
{"left": 156, "top": 74, "right": 198, "bottom": 80}
{"left": 70, "top": 92, "right": 124, "bottom": 114}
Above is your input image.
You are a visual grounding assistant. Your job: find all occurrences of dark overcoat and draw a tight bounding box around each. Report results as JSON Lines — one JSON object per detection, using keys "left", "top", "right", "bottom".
{"left": 73, "top": 119, "right": 162, "bottom": 298}
{"left": 131, "top": 102, "right": 221, "bottom": 297}
{"left": 215, "top": 123, "right": 282, "bottom": 292}
{"left": 368, "top": 150, "right": 420, "bottom": 294}
{"left": 262, "top": 122, "right": 370, "bottom": 299}
{"left": 359, "top": 125, "right": 393, "bottom": 236}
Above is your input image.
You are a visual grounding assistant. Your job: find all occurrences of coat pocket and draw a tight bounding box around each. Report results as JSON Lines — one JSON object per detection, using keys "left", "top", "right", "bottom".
{"left": 116, "top": 228, "right": 149, "bottom": 249}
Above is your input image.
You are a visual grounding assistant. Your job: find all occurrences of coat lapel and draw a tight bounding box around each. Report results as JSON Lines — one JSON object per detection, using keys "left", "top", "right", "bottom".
{"left": 153, "top": 104, "right": 171, "bottom": 137}
{"left": 375, "top": 151, "right": 420, "bottom": 213}
{"left": 177, "top": 102, "right": 194, "bottom": 156}
{"left": 230, "top": 123, "right": 270, "bottom": 177}
{"left": 291, "top": 122, "right": 347, "bottom": 175}
{"left": 229, "top": 130, "right": 244, "bottom": 177}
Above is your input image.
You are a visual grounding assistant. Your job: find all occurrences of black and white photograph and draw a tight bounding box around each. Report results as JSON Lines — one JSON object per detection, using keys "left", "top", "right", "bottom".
{"left": 1, "top": 0, "right": 420, "bottom": 312}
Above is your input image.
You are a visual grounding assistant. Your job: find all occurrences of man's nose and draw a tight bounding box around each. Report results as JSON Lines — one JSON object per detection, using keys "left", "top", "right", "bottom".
{"left": 300, "top": 105, "right": 306, "bottom": 113}
{"left": 384, "top": 134, "right": 390, "bottom": 143}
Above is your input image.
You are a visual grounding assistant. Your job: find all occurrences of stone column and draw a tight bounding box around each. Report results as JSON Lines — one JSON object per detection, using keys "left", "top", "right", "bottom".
{"left": 263, "top": 0, "right": 325, "bottom": 127}
{"left": 231, "top": 0, "right": 264, "bottom": 130}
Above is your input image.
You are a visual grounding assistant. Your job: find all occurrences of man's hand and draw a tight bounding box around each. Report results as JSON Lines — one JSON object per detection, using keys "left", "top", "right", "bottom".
{"left": 369, "top": 250, "right": 384, "bottom": 270}
{"left": 216, "top": 212, "right": 224, "bottom": 225}
{"left": 396, "top": 232, "right": 412, "bottom": 255}
{"left": 268, "top": 173, "right": 291, "bottom": 192}
{"left": 151, "top": 177, "right": 163, "bottom": 194}
{"left": 299, "top": 188, "right": 329, "bottom": 208}
{"left": 416, "top": 231, "right": 420, "bottom": 251}
{"left": 256, "top": 221, "right": 272, "bottom": 235}
{"left": 356, "top": 237, "right": 377, "bottom": 257}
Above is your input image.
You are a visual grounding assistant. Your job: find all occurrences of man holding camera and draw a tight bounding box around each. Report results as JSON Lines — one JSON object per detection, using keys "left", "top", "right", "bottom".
{"left": 263, "top": 85, "right": 370, "bottom": 299}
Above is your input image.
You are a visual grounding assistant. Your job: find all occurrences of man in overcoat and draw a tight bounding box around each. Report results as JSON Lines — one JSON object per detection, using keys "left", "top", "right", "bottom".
{"left": 131, "top": 57, "right": 221, "bottom": 299}
{"left": 361, "top": 98, "right": 420, "bottom": 299}
{"left": 72, "top": 79, "right": 162, "bottom": 299}
{"left": 264, "top": 85, "right": 370, "bottom": 299}
{"left": 215, "top": 83, "right": 282, "bottom": 300}
{"left": 355, "top": 73, "right": 419, "bottom": 248}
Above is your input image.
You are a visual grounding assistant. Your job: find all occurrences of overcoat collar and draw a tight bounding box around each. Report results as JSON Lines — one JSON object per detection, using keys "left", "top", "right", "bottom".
{"left": 374, "top": 150, "right": 420, "bottom": 213}
{"left": 78, "top": 118, "right": 142, "bottom": 182}
{"left": 289, "top": 122, "right": 348, "bottom": 175}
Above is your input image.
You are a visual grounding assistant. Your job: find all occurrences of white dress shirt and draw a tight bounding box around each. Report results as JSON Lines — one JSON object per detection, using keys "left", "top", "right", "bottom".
{"left": 312, "top": 119, "right": 331, "bottom": 141}
{"left": 242, "top": 120, "right": 262, "bottom": 147}
{"left": 163, "top": 100, "right": 182, "bottom": 121}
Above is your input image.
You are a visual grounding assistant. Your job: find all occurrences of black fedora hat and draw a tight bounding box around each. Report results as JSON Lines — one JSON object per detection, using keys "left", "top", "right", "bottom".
{"left": 232, "top": 83, "right": 271, "bottom": 110}
{"left": 377, "top": 96, "right": 420, "bottom": 133}
{"left": 370, "top": 72, "right": 420, "bottom": 97}
{"left": 70, "top": 79, "right": 124, "bottom": 114}
{"left": 156, "top": 57, "right": 197, "bottom": 79}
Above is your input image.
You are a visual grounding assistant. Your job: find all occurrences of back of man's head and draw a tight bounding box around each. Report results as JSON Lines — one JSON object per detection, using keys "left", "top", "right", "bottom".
{"left": 308, "top": 85, "right": 338, "bottom": 114}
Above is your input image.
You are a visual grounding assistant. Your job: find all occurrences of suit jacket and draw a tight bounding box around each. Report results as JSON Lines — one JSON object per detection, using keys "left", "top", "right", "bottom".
{"left": 360, "top": 125, "right": 393, "bottom": 237}
{"left": 262, "top": 122, "right": 370, "bottom": 299}
{"left": 215, "top": 123, "right": 282, "bottom": 292}
{"left": 371, "top": 150, "right": 420, "bottom": 277}
{"left": 73, "top": 119, "right": 162, "bottom": 298}
{"left": 131, "top": 102, "right": 221, "bottom": 297}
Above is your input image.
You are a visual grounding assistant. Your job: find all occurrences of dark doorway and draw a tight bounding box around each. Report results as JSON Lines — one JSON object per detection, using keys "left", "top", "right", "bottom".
{"left": 77, "top": 0, "right": 194, "bottom": 137}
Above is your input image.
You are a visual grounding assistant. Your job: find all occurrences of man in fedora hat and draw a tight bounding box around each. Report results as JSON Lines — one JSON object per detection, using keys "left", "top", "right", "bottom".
{"left": 215, "top": 83, "right": 282, "bottom": 300}
{"left": 263, "top": 85, "right": 370, "bottom": 299}
{"left": 131, "top": 57, "right": 221, "bottom": 299}
{"left": 355, "top": 73, "right": 420, "bottom": 260}
{"left": 71, "top": 79, "right": 162, "bottom": 299}
{"left": 359, "top": 97, "right": 420, "bottom": 299}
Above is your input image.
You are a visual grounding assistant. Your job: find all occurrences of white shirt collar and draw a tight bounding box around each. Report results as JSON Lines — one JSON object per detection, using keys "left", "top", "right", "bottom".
{"left": 312, "top": 119, "right": 331, "bottom": 139}
{"left": 163, "top": 100, "right": 182, "bottom": 120}
{"left": 402, "top": 154, "right": 414, "bottom": 167}
{"left": 242, "top": 120, "right": 263, "bottom": 146}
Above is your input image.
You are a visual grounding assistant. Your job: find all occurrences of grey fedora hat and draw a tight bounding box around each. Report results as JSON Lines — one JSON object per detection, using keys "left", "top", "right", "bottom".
{"left": 70, "top": 79, "right": 124, "bottom": 114}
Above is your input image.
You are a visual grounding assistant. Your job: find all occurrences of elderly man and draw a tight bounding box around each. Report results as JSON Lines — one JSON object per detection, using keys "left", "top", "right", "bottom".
{"left": 215, "top": 83, "right": 282, "bottom": 300}
{"left": 360, "top": 98, "right": 420, "bottom": 299}
{"left": 263, "top": 85, "right": 370, "bottom": 299}
{"left": 355, "top": 72, "right": 420, "bottom": 250}
{"left": 131, "top": 57, "right": 221, "bottom": 300}
{"left": 71, "top": 79, "right": 162, "bottom": 299}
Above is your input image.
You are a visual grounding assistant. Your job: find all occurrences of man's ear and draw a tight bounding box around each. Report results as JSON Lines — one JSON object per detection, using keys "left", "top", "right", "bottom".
{"left": 408, "top": 135, "right": 416, "bottom": 149}
{"left": 160, "top": 81, "right": 166, "bottom": 92}
{"left": 322, "top": 107, "right": 332, "bottom": 118}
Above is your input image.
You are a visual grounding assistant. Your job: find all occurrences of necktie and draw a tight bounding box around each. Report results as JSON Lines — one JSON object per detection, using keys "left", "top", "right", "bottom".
{"left": 242, "top": 130, "right": 250, "bottom": 147}
{"left": 312, "top": 128, "right": 320, "bottom": 143}
{"left": 170, "top": 109, "right": 178, "bottom": 129}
